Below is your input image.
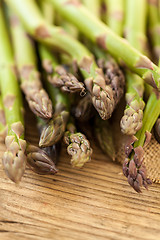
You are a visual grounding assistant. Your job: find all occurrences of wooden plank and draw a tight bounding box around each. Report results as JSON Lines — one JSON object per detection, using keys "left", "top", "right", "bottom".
{"left": 0, "top": 111, "right": 160, "bottom": 240}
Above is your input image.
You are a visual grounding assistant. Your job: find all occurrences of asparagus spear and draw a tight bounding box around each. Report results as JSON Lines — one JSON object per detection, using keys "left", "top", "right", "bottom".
{"left": 64, "top": 121, "right": 92, "bottom": 168}
{"left": 148, "top": 0, "right": 160, "bottom": 62}
{"left": 47, "top": 0, "right": 160, "bottom": 90}
{"left": 26, "top": 144, "right": 58, "bottom": 175}
{"left": 0, "top": 90, "right": 6, "bottom": 139}
{"left": 94, "top": 116, "right": 115, "bottom": 161}
{"left": 9, "top": 13, "right": 53, "bottom": 120}
{"left": 25, "top": 114, "right": 59, "bottom": 175}
{"left": 104, "top": 0, "right": 124, "bottom": 36}
{"left": 39, "top": 67, "right": 69, "bottom": 147}
{"left": 5, "top": 0, "right": 124, "bottom": 120}
{"left": 38, "top": 0, "right": 84, "bottom": 95}
{"left": 0, "top": 6, "right": 26, "bottom": 183}
{"left": 83, "top": 0, "right": 122, "bottom": 160}
{"left": 72, "top": 93, "right": 95, "bottom": 122}
{"left": 123, "top": 90, "right": 160, "bottom": 192}
{"left": 120, "top": 0, "right": 147, "bottom": 135}
{"left": 82, "top": 0, "right": 125, "bottom": 115}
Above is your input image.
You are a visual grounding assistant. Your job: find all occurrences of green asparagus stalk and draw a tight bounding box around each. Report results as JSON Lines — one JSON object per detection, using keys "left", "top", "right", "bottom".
{"left": 120, "top": 0, "right": 147, "bottom": 135}
{"left": 64, "top": 121, "right": 92, "bottom": 167}
{"left": 0, "top": 91, "right": 6, "bottom": 139}
{"left": 148, "top": 0, "right": 160, "bottom": 62}
{"left": 39, "top": 71, "right": 69, "bottom": 147}
{"left": 124, "top": 0, "right": 149, "bottom": 55}
{"left": 9, "top": 13, "right": 53, "bottom": 120}
{"left": 5, "top": 0, "right": 125, "bottom": 120}
{"left": 120, "top": 71, "right": 145, "bottom": 135}
{"left": 123, "top": 61, "right": 160, "bottom": 192}
{"left": 94, "top": 116, "right": 115, "bottom": 161}
{"left": 38, "top": 0, "right": 55, "bottom": 24}
{"left": 48, "top": 0, "right": 160, "bottom": 90}
{"left": 0, "top": 6, "right": 26, "bottom": 183}
{"left": 104, "top": 0, "right": 124, "bottom": 36}
{"left": 82, "top": 0, "right": 101, "bottom": 18}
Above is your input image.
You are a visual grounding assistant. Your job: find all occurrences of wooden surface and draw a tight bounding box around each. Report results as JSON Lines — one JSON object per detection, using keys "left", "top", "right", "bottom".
{"left": 0, "top": 111, "right": 160, "bottom": 240}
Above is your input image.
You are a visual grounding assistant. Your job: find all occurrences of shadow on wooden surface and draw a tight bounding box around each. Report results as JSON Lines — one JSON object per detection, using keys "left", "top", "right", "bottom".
{"left": 0, "top": 109, "right": 160, "bottom": 240}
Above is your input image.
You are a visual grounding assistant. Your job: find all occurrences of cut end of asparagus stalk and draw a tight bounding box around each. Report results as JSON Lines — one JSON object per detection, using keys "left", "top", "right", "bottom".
{"left": 64, "top": 130, "right": 92, "bottom": 168}
{"left": 48, "top": 65, "right": 86, "bottom": 95}
{"left": 2, "top": 134, "right": 27, "bottom": 183}
{"left": 26, "top": 144, "right": 58, "bottom": 175}
{"left": 39, "top": 111, "right": 69, "bottom": 147}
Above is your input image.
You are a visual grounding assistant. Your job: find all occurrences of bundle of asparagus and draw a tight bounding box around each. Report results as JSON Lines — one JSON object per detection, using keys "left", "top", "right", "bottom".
{"left": 0, "top": 0, "right": 159, "bottom": 193}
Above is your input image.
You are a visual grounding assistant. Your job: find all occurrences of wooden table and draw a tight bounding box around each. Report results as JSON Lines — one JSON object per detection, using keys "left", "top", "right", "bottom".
{"left": 0, "top": 111, "right": 160, "bottom": 240}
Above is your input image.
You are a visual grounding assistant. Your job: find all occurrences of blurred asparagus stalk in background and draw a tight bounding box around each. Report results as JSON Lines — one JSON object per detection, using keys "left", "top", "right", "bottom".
{"left": 148, "top": 0, "right": 160, "bottom": 63}
{"left": 104, "top": 0, "right": 124, "bottom": 36}
{"left": 82, "top": 0, "right": 101, "bottom": 18}
{"left": 0, "top": 5, "right": 26, "bottom": 183}
{"left": 0, "top": 90, "right": 6, "bottom": 139}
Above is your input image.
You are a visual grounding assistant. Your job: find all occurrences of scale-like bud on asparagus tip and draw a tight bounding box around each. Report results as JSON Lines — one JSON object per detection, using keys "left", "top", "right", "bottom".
{"left": 85, "top": 74, "right": 115, "bottom": 120}
{"left": 64, "top": 131, "right": 92, "bottom": 168}
{"left": 21, "top": 71, "right": 53, "bottom": 119}
{"left": 123, "top": 146, "right": 152, "bottom": 193}
{"left": 120, "top": 99, "right": 145, "bottom": 135}
{"left": 72, "top": 94, "right": 94, "bottom": 121}
{"left": 48, "top": 66, "right": 86, "bottom": 95}
{"left": 154, "top": 118, "right": 160, "bottom": 143}
{"left": 26, "top": 144, "right": 58, "bottom": 175}
{"left": 39, "top": 111, "right": 69, "bottom": 147}
{"left": 2, "top": 122, "right": 27, "bottom": 183}
{"left": 98, "top": 58, "right": 125, "bottom": 106}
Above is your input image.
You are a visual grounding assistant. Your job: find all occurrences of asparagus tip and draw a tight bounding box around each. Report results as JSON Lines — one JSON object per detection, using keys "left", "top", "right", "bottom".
{"left": 26, "top": 145, "right": 58, "bottom": 175}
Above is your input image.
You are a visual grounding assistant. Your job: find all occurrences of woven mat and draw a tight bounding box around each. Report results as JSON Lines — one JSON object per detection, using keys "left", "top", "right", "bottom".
{"left": 112, "top": 101, "right": 160, "bottom": 183}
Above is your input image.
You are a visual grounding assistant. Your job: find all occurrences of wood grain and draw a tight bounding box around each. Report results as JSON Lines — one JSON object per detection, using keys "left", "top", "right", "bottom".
{"left": 0, "top": 110, "right": 160, "bottom": 240}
